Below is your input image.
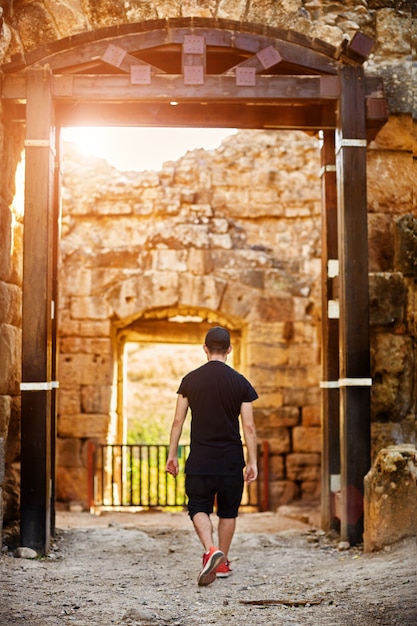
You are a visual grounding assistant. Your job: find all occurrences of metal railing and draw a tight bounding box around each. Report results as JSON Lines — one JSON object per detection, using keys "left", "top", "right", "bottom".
{"left": 88, "top": 442, "right": 269, "bottom": 512}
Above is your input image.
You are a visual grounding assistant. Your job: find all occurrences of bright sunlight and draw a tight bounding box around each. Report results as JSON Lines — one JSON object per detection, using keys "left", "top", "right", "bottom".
{"left": 61, "top": 126, "right": 237, "bottom": 172}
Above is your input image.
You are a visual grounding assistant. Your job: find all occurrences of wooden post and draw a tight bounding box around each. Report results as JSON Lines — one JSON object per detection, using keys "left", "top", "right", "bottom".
{"left": 336, "top": 65, "right": 372, "bottom": 545}
{"left": 320, "top": 130, "right": 340, "bottom": 531}
{"left": 20, "top": 66, "right": 55, "bottom": 554}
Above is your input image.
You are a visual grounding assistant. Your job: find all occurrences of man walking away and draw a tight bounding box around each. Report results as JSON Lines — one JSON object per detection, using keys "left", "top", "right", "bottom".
{"left": 166, "top": 326, "right": 258, "bottom": 586}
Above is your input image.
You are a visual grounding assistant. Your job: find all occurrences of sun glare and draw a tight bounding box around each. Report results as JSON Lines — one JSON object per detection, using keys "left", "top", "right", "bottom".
{"left": 61, "top": 126, "right": 237, "bottom": 172}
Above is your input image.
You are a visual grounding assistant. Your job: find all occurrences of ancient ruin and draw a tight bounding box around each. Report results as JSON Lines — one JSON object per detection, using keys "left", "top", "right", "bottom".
{"left": 0, "top": 0, "right": 415, "bottom": 554}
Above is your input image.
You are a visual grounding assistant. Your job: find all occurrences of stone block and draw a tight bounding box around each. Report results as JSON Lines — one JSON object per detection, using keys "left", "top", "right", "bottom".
{"left": 0, "top": 395, "right": 11, "bottom": 440}
{"left": 293, "top": 426, "right": 321, "bottom": 453}
{"left": 61, "top": 267, "right": 92, "bottom": 296}
{"left": 70, "top": 296, "right": 112, "bottom": 320}
{"left": 0, "top": 281, "right": 22, "bottom": 325}
{"left": 394, "top": 214, "right": 417, "bottom": 277}
{"left": 0, "top": 323, "right": 21, "bottom": 395}
{"left": 371, "top": 419, "right": 415, "bottom": 463}
{"left": 367, "top": 151, "right": 413, "bottom": 212}
{"left": 371, "top": 333, "right": 414, "bottom": 422}
{"left": 0, "top": 205, "right": 12, "bottom": 282}
{"left": 369, "top": 272, "right": 406, "bottom": 327}
{"left": 58, "top": 413, "right": 110, "bottom": 439}
{"left": 81, "top": 385, "right": 112, "bottom": 414}
{"left": 59, "top": 337, "right": 111, "bottom": 355}
{"left": 187, "top": 249, "right": 214, "bottom": 275}
{"left": 368, "top": 213, "right": 394, "bottom": 272}
{"left": 301, "top": 481, "right": 321, "bottom": 500}
{"left": 364, "top": 445, "right": 417, "bottom": 552}
{"left": 286, "top": 453, "right": 320, "bottom": 481}
{"left": 252, "top": 390, "right": 283, "bottom": 408}
{"left": 255, "top": 296, "right": 294, "bottom": 323}
{"left": 257, "top": 427, "right": 291, "bottom": 454}
{"left": 254, "top": 406, "right": 300, "bottom": 428}
{"left": 269, "top": 454, "right": 285, "bottom": 480}
{"left": 57, "top": 437, "right": 83, "bottom": 467}
{"left": 58, "top": 388, "right": 81, "bottom": 415}
{"left": 58, "top": 353, "right": 113, "bottom": 386}
{"left": 247, "top": 342, "right": 290, "bottom": 367}
{"left": 179, "top": 274, "right": 226, "bottom": 311}
{"left": 5, "top": 396, "right": 20, "bottom": 464}
{"left": 0, "top": 437, "right": 4, "bottom": 485}
{"left": 56, "top": 466, "right": 88, "bottom": 504}
{"left": 302, "top": 406, "right": 321, "bottom": 427}
{"left": 271, "top": 480, "right": 300, "bottom": 507}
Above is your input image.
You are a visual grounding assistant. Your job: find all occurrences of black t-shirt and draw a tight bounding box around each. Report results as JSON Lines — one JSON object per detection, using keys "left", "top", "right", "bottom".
{"left": 177, "top": 361, "right": 258, "bottom": 476}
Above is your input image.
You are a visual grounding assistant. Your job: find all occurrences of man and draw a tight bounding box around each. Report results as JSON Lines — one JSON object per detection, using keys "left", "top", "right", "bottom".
{"left": 166, "top": 326, "right": 258, "bottom": 586}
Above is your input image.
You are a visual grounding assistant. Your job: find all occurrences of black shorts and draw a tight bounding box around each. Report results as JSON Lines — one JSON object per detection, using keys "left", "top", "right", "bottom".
{"left": 185, "top": 474, "right": 244, "bottom": 519}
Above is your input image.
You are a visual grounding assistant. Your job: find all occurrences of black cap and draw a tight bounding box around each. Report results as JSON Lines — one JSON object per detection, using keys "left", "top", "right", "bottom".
{"left": 205, "top": 326, "right": 231, "bottom": 351}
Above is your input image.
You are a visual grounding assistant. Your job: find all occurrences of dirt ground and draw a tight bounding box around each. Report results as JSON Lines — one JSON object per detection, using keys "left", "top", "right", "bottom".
{"left": 1, "top": 506, "right": 415, "bottom": 626}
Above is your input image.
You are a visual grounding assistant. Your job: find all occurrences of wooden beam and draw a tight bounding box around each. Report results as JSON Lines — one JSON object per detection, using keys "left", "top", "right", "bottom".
{"left": 53, "top": 101, "right": 337, "bottom": 131}
{"left": 336, "top": 65, "right": 371, "bottom": 545}
{"left": 320, "top": 130, "right": 340, "bottom": 531}
{"left": 21, "top": 67, "right": 55, "bottom": 554}
{"left": 50, "top": 73, "right": 338, "bottom": 102}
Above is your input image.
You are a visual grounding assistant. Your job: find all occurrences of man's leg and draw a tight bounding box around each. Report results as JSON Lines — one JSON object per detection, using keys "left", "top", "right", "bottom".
{"left": 218, "top": 517, "right": 236, "bottom": 560}
{"left": 192, "top": 511, "right": 214, "bottom": 552}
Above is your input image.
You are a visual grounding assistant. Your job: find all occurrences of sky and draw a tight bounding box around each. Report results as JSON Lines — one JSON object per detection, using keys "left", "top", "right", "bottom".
{"left": 61, "top": 126, "right": 237, "bottom": 172}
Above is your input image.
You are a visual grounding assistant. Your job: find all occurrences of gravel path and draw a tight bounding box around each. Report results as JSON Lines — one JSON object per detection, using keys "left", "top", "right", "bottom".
{"left": 1, "top": 510, "right": 415, "bottom": 626}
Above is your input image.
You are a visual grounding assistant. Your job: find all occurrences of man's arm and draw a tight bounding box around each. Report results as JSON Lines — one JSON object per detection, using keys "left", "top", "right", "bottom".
{"left": 166, "top": 394, "right": 189, "bottom": 477}
{"left": 241, "top": 401, "right": 258, "bottom": 484}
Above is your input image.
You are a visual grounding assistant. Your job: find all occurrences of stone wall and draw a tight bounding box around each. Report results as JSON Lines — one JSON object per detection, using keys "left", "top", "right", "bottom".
{"left": 0, "top": 102, "right": 24, "bottom": 529}
{"left": 59, "top": 130, "right": 323, "bottom": 507}
{"left": 0, "top": 0, "right": 414, "bottom": 523}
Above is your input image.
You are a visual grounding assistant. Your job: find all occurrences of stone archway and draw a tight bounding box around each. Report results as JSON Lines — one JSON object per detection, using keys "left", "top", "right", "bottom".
{"left": 0, "top": 18, "right": 388, "bottom": 551}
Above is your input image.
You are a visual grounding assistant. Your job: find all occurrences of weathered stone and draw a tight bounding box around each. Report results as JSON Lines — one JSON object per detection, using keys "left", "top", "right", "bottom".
{"left": 14, "top": 546, "right": 38, "bottom": 559}
{"left": 0, "top": 437, "right": 4, "bottom": 485}
{"left": 257, "top": 428, "right": 291, "bottom": 455}
{"left": 371, "top": 333, "right": 414, "bottom": 422}
{"left": 367, "top": 151, "right": 413, "bottom": 212}
{"left": 371, "top": 418, "right": 416, "bottom": 462}
{"left": 58, "top": 414, "right": 110, "bottom": 439}
{"left": 255, "top": 406, "right": 300, "bottom": 428}
{"left": 0, "top": 281, "right": 21, "bottom": 326}
{"left": 57, "top": 438, "right": 84, "bottom": 467}
{"left": 58, "top": 354, "right": 113, "bottom": 386}
{"left": 56, "top": 466, "right": 89, "bottom": 503}
{"left": 369, "top": 272, "right": 406, "bottom": 327}
{"left": 394, "top": 214, "right": 417, "bottom": 277}
{"left": 293, "top": 427, "right": 321, "bottom": 453}
{"left": 0, "top": 324, "right": 21, "bottom": 395}
{"left": 286, "top": 453, "right": 321, "bottom": 481}
{"left": 271, "top": 480, "right": 300, "bottom": 506}
{"left": 364, "top": 445, "right": 417, "bottom": 552}
{"left": 368, "top": 213, "right": 394, "bottom": 272}
{"left": 81, "top": 385, "right": 112, "bottom": 414}
{"left": 302, "top": 406, "right": 321, "bottom": 427}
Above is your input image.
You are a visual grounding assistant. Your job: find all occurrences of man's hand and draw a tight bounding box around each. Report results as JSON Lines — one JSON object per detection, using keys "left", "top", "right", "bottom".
{"left": 244, "top": 462, "right": 258, "bottom": 484}
{"left": 166, "top": 457, "right": 179, "bottom": 477}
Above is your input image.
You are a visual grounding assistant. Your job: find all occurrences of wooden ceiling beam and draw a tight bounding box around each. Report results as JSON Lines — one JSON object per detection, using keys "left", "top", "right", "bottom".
{"left": 52, "top": 73, "right": 339, "bottom": 101}
{"left": 52, "top": 101, "right": 336, "bottom": 131}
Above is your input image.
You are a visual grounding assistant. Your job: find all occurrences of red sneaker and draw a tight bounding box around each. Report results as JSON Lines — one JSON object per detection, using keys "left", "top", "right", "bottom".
{"left": 216, "top": 559, "right": 232, "bottom": 578}
{"left": 197, "top": 547, "right": 225, "bottom": 586}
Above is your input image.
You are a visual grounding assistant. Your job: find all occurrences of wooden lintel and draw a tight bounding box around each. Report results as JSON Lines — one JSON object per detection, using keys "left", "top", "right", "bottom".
{"left": 1, "top": 72, "right": 384, "bottom": 103}
{"left": 49, "top": 73, "right": 336, "bottom": 101}
{"left": 54, "top": 101, "right": 336, "bottom": 131}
